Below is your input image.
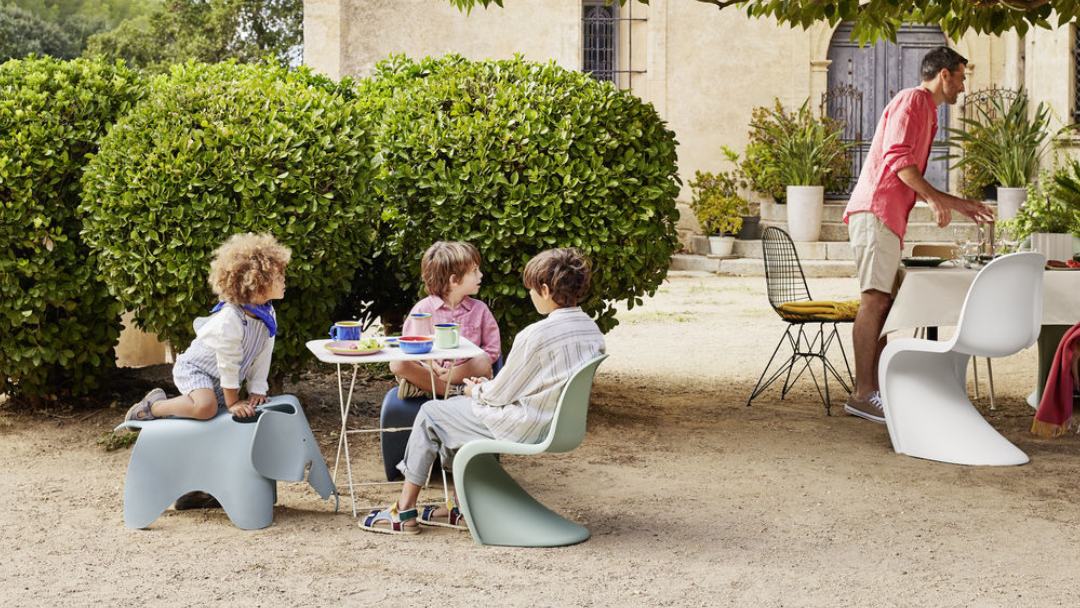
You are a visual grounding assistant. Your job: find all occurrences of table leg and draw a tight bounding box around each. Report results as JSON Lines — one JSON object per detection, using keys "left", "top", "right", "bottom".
{"left": 331, "top": 363, "right": 361, "bottom": 517}
{"left": 1035, "top": 325, "right": 1070, "bottom": 407}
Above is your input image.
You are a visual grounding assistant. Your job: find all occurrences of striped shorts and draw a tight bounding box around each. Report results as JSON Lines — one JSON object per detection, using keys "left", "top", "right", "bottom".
{"left": 172, "top": 359, "right": 226, "bottom": 406}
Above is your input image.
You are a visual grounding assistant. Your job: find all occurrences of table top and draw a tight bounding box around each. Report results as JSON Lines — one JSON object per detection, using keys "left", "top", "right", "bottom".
{"left": 881, "top": 265, "right": 1080, "bottom": 335}
{"left": 305, "top": 337, "right": 484, "bottom": 365}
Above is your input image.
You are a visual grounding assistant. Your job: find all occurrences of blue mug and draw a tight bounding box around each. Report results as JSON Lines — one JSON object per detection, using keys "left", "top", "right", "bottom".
{"left": 329, "top": 321, "right": 362, "bottom": 341}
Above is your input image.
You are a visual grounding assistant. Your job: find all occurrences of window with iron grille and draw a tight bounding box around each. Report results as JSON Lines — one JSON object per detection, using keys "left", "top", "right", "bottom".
{"left": 583, "top": 1, "right": 618, "bottom": 84}
{"left": 1074, "top": 23, "right": 1080, "bottom": 122}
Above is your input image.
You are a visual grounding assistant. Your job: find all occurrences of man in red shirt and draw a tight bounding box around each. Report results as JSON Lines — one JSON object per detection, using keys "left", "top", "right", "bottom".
{"left": 844, "top": 46, "right": 995, "bottom": 423}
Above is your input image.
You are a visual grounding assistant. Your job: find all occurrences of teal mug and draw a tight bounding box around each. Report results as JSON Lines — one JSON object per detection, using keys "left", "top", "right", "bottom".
{"left": 434, "top": 323, "right": 460, "bottom": 349}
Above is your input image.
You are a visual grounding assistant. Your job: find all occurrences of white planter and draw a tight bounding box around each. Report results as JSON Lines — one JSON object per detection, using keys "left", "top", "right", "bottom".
{"left": 1030, "top": 233, "right": 1074, "bottom": 262}
{"left": 785, "top": 185, "right": 824, "bottom": 242}
{"left": 996, "top": 187, "right": 1027, "bottom": 221}
{"left": 708, "top": 235, "right": 735, "bottom": 256}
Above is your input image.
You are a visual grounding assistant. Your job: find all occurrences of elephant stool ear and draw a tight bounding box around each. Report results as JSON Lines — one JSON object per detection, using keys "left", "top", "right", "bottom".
{"left": 251, "top": 409, "right": 309, "bottom": 482}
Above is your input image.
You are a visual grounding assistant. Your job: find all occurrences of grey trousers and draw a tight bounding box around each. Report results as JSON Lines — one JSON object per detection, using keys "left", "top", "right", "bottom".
{"left": 396, "top": 396, "right": 495, "bottom": 487}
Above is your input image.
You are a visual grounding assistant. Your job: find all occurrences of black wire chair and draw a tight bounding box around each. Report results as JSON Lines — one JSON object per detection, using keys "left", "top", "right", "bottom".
{"left": 746, "top": 227, "right": 855, "bottom": 415}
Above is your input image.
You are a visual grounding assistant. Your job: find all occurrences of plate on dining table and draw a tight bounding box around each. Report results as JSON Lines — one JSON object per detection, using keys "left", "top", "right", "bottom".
{"left": 901, "top": 256, "right": 948, "bottom": 268}
{"left": 324, "top": 340, "right": 384, "bottom": 356}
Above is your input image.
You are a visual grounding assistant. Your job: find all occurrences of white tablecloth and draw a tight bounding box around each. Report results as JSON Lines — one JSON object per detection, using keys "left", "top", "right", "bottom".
{"left": 882, "top": 266, "right": 1080, "bottom": 336}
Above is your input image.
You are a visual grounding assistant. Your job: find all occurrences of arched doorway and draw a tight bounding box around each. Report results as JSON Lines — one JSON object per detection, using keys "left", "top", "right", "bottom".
{"left": 826, "top": 23, "right": 951, "bottom": 193}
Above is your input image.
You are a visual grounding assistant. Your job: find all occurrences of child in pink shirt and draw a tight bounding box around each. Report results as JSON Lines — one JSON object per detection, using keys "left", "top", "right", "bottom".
{"left": 392, "top": 241, "right": 501, "bottom": 398}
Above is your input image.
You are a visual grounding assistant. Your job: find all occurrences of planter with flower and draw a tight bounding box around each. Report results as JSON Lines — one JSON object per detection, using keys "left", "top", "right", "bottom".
{"left": 689, "top": 164, "right": 750, "bottom": 256}
{"left": 998, "top": 161, "right": 1080, "bottom": 262}
{"left": 743, "top": 99, "right": 853, "bottom": 241}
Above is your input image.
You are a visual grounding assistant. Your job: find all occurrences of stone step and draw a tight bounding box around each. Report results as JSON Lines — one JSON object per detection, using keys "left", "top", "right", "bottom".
{"left": 764, "top": 200, "right": 998, "bottom": 226}
{"left": 718, "top": 257, "right": 856, "bottom": 278}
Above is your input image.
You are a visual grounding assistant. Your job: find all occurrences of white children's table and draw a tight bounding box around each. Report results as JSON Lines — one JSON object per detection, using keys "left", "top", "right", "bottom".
{"left": 305, "top": 338, "right": 484, "bottom": 516}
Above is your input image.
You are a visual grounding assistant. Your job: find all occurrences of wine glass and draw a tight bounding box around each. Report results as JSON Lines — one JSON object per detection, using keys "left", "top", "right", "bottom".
{"left": 997, "top": 226, "right": 1018, "bottom": 255}
{"left": 952, "top": 227, "right": 972, "bottom": 264}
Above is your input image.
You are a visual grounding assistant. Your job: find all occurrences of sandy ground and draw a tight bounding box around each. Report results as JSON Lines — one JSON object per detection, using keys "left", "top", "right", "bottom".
{"left": 3, "top": 272, "right": 1080, "bottom": 607}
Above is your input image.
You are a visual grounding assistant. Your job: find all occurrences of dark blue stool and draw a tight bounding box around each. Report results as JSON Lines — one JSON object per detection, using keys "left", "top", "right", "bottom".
{"left": 379, "top": 356, "right": 502, "bottom": 481}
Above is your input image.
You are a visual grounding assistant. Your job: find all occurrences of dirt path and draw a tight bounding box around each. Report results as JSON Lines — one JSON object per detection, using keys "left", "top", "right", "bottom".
{"left": 2, "top": 272, "right": 1079, "bottom": 606}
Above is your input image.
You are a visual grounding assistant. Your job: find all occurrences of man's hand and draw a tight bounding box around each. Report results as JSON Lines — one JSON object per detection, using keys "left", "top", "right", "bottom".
{"left": 959, "top": 199, "right": 995, "bottom": 224}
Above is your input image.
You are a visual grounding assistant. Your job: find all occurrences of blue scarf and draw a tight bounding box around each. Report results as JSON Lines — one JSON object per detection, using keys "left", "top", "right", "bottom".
{"left": 211, "top": 301, "right": 277, "bottom": 337}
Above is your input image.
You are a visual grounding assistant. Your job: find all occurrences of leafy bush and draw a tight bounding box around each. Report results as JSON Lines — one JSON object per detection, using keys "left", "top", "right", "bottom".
{"left": 689, "top": 149, "right": 750, "bottom": 236}
{"left": 0, "top": 5, "right": 73, "bottom": 60}
{"left": 742, "top": 99, "right": 851, "bottom": 201}
{"left": 0, "top": 56, "right": 144, "bottom": 402}
{"left": 81, "top": 61, "right": 379, "bottom": 379}
{"left": 359, "top": 55, "right": 681, "bottom": 344}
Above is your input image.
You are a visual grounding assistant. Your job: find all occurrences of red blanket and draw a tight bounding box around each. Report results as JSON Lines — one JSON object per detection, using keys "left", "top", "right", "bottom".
{"left": 1032, "top": 322, "right": 1080, "bottom": 437}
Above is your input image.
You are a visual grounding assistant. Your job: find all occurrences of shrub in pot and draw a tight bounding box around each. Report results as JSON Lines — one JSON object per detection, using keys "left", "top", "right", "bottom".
{"left": 741, "top": 99, "right": 851, "bottom": 205}
{"left": 943, "top": 89, "right": 1059, "bottom": 220}
{"left": 81, "top": 61, "right": 380, "bottom": 381}
{"left": 0, "top": 57, "right": 144, "bottom": 404}
{"left": 747, "top": 99, "right": 852, "bottom": 241}
{"left": 999, "top": 164, "right": 1080, "bottom": 260}
{"left": 688, "top": 164, "right": 748, "bottom": 255}
{"left": 362, "top": 55, "right": 681, "bottom": 348}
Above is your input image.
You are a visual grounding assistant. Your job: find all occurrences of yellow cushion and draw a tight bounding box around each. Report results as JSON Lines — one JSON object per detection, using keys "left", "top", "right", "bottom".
{"left": 776, "top": 300, "right": 860, "bottom": 322}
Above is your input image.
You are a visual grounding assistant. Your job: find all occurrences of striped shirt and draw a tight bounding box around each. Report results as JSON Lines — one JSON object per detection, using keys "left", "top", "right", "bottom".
{"left": 175, "top": 304, "right": 275, "bottom": 394}
{"left": 472, "top": 307, "right": 605, "bottom": 444}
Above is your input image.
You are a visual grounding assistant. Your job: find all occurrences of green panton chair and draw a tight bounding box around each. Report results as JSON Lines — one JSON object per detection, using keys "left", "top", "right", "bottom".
{"left": 453, "top": 354, "right": 608, "bottom": 547}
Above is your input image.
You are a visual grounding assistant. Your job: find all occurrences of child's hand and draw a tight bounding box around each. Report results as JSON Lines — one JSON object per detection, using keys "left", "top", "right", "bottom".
{"left": 228, "top": 400, "right": 256, "bottom": 418}
{"left": 249, "top": 393, "right": 268, "bottom": 406}
{"left": 463, "top": 377, "right": 486, "bottom": 398}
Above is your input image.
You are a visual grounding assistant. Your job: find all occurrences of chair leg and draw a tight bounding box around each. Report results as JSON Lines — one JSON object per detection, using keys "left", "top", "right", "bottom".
{"left": 986, "top": 358, "right": 995, "bottom": 411}
{"left": 747, "top": 327, "right": 800, "bottom": 407}
{"left": 971, "top": 358, "right": 981, "bottom": 400}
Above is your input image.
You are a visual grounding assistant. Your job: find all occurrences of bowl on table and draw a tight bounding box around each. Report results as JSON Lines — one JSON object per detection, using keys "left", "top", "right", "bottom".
{"left": 383, "top": 337, "right": 400, "bottom": 347}
{"left": 398, "top": 336, "right": 433, "bottom": 355}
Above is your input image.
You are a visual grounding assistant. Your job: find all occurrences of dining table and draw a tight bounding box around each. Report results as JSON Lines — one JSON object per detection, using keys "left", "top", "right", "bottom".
{"left": 305, "top": 337, "right": 484, "bottom": 516}
{"left": 881, "top": 263, "right": 1080, "bottom": 405}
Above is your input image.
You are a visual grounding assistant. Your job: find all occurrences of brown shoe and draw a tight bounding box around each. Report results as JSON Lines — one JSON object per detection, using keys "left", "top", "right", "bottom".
{"left": 844, "top": 392, "right": 885, "bottom": 423}
{"left": 397, "top": 378, "right": 431, "bottom": 400}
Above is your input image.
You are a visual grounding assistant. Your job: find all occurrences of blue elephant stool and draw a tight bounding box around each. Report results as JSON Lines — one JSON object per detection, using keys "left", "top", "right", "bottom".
{"left": 115, "top": 394, "right": 337, "bottom": 530}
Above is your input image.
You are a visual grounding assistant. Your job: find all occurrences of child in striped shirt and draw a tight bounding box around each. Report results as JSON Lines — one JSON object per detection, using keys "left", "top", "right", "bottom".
{"left": 361, "top": 247, "right": 606, "bottom": 535}
{"left": 124, "top": 233, "right": 291, "bottom": 423}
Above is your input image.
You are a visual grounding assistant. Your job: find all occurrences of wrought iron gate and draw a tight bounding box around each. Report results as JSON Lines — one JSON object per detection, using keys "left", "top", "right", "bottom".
{"left": 821, "top": 84, "right": 863, "bottom": 197}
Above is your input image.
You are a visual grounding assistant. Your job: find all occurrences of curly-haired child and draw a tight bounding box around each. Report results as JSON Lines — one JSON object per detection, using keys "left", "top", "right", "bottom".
{"left": 392, "top": 241, "right": 501, "bottom": 398}
{"left": 125, "top": 232, "right": 291, "bottom": 423}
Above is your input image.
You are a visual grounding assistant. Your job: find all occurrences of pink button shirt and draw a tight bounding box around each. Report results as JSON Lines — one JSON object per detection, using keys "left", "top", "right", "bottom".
{"left": 402, "top": 295, "right": 501, "bottom": 367}
{"left": 844, "top": 87, "right": 938, "bottom": 242}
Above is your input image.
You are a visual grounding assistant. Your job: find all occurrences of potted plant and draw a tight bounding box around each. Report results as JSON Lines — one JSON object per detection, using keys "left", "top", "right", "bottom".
{"left": 943, "top": 89, "right": 1056, "bottom": 220}
{"left": 689, "top": 167, "right": 749, "bottom": 256}
{"left": 745, "top": 99, "right": 853, "bottom": 241}
{"left": 718, "top": 146, "right": 761, "bottom": 240}
{"left": 1000, "top": 163, "right": 1080, "bottom": 260}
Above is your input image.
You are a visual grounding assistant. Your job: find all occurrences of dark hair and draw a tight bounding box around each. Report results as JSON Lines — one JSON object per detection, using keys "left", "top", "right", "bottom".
{"left": 921, "top": 47, "right": 967, "bottom": 81}
{"left": 522, "top": 248, "right": 592, "bottom": 307}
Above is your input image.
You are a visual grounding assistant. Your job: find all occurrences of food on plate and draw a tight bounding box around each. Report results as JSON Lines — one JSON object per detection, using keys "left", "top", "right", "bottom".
{"left": 1047, "top": 260, "right": 1070, "bottom": 268}
{"left": 1068, "top": 259, "right": 1080, "bottom": 268}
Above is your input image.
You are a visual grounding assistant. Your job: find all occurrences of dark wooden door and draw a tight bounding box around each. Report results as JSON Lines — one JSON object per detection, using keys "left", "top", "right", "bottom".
{"left": 827, "top": 23, "right": 949, "bottom": 191}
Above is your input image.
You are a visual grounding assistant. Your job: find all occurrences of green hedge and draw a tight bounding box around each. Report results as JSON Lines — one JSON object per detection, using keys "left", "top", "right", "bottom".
{"left": 0, "top": 56, "right": 144, "bottom": 401}
{"left": 81, "top": 61, "right": 380, "bottom": 379}
{"left": 357, "top": 55, "right": 681, "bottom": 345}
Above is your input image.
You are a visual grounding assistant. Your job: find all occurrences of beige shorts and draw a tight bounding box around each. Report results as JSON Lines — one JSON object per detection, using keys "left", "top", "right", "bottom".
{"left": 848, "top": 211, "right": 901, "bottom": 294}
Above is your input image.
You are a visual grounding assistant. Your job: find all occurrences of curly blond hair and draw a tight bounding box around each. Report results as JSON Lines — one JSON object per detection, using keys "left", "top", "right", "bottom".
{"left": 208, "top": 233, "right": 291, "bottom": 305}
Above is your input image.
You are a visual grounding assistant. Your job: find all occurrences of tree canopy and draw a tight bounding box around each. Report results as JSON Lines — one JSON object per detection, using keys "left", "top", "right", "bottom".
{"left": 444, "top": 0, "right": 1080, "bottom": 44}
